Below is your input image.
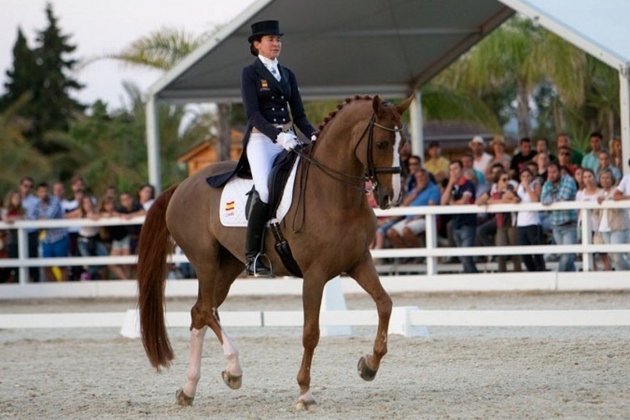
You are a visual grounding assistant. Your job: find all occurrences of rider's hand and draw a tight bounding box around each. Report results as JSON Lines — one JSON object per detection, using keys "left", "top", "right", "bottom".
{"left": 276, "top": 132, "right": 299, "bottom": 151}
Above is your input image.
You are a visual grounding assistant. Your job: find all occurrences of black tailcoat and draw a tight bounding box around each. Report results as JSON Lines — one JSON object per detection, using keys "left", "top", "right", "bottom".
{"left": 207, "top": 58, "right": 315, "bottom": 187}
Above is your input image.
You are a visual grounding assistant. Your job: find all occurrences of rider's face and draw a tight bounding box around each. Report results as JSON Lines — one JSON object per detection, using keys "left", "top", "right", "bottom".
{"left": 255, "top": 35, "right": 282, "bottom": 60}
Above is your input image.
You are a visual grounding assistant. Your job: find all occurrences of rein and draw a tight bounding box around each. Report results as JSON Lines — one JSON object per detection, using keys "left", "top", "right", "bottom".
{"left": 292, "top": 113, "right": 403, "bottom": 192}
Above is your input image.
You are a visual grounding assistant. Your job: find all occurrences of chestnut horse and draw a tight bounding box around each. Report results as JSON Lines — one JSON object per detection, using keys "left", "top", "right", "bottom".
{"left": 137, "top": 95, "right": 413, "bottom": 409}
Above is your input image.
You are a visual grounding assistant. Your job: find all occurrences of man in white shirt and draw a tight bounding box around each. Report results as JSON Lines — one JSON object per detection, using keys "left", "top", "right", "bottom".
{"left": 469, "top": 135, "right": 493, "bottom": 175}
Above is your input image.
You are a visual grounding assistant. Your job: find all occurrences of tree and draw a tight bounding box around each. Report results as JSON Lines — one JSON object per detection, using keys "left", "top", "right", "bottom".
{"left": 0, "top": 95, "right": 51, "bottom": 194}
{"left": 0, "top": 29, "right": 36, "bottom": 112}
{"left": 27, "top": 3, "right": 84, "bottom": 153}
{"left": 436, "top": 16, "right": 587, "bottom": 140}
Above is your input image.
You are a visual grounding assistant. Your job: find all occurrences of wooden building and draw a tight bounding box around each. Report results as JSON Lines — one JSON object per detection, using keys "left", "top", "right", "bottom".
{"left": 177, "top": 129, "right": 244, "bottom": 176}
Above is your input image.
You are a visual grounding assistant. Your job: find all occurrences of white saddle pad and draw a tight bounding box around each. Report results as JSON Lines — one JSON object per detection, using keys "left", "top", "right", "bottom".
{"left": 219, "top": 157, "right": 300, "bottom": 227}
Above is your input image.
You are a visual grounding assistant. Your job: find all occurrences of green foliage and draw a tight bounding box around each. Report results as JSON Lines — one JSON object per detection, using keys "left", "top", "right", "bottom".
{"left": 0, "top": 3, "right": 84, "bottom": 156}
{"left": 0, "top": 95, "right": 51, "bottom": 195}
{"left": 100, "top": 27, "right": 206, "bottom": 70}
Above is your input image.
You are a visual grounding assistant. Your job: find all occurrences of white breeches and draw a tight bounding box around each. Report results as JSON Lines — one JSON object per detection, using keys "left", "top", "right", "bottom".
{"left": 247, "top": 133, "right": 285, "bottom": 203}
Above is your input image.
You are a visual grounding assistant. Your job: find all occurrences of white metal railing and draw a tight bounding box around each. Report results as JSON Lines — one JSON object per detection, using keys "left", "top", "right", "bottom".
{"left": 1, "top": 200, "right": 629, "bottom": 285}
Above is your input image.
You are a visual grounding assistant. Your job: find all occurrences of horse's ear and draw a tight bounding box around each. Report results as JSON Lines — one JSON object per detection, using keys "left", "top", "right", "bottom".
{"left": 396, "top": 95, "right": 414, "bottom": 115}
{"left": 372, "top": 95, "right": 386, "bottom": 117}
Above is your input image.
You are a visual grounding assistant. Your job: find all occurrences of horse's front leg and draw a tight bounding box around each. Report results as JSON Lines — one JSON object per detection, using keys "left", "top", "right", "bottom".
{"left": 348, "top": 254, "right": 392, "bottom": 381}
{"left": 295, "top": 276, "right": 325, "bottom": 410}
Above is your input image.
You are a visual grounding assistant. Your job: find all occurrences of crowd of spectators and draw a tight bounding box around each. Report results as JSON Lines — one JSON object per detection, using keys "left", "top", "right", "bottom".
{"left": 0, "top": 175, "right": 156, "bottom": 283}
{"left": 372, "top": 132, "right": 630, "bottom": 274}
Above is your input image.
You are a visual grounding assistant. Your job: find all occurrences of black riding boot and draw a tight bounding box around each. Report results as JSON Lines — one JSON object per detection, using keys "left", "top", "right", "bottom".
{"left": 245, "top": 199, "right": 272, "bottom": 277}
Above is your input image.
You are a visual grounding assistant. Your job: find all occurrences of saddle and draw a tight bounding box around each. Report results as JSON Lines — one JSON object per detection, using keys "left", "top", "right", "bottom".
{"left": 207, "top": 148, "right": 304, "bottom": 277}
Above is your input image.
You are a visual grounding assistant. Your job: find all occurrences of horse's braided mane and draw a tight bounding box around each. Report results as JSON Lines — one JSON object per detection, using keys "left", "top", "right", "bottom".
{"left": 316, "top": 95, "right": 373, "bottom": 133}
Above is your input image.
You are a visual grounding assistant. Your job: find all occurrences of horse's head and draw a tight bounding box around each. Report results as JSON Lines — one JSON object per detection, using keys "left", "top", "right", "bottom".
{"left": 358, "top": 95, "right": 413, "bottom": 209}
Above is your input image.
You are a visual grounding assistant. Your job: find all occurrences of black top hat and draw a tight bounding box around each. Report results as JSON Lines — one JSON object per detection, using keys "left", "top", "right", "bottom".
{"left": 248, "top": 20, "right": 284, "bottom": 43}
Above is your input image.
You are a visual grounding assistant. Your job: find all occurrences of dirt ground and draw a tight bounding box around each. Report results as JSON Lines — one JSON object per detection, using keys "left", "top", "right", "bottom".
{"left": 1, "top": 291, "right": 629, "bottom": 419}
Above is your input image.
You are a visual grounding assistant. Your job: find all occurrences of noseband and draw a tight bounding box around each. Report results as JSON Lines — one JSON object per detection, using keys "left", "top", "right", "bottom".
{"left": 294, "top": 113, "right": 403, "bottom": 192}
{"left": 360, "top": 114, "right": 403, "bottom": 189}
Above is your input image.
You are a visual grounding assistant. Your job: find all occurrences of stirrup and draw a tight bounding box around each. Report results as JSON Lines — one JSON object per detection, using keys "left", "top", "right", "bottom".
{"left": 246, "top": 253, "right": 272, "bottom": 278}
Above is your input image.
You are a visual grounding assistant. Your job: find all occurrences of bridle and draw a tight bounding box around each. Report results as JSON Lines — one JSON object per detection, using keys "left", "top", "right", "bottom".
{"left": 293, "top": 113, "right": 404, "bottom": 192}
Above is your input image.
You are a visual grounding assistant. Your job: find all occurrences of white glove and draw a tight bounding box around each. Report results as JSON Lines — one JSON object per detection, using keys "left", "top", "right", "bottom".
{"left": 276, "top": 132, "right": 299, "bottom": 151}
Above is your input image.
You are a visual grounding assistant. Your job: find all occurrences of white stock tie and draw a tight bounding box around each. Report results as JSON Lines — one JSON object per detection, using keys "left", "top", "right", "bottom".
{"left": 269, "top": 66, "right": 281, "bottom": 81}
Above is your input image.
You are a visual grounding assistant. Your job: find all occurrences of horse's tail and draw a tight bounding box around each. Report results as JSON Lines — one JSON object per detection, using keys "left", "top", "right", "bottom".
{"left": 137, "top": 184, "right": 178, "bottom": 370}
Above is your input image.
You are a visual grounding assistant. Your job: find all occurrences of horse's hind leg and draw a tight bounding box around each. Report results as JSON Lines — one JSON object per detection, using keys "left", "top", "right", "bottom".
{"left": 347, "top": 255, "right": 392, "bottom": 381}
{"left": 176, "top": 252, "right": 244, "bottom": 405}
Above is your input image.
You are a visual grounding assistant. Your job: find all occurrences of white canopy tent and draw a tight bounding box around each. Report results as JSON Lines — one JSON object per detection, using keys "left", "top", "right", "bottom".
{"left": 146, "top": 0, "right": 630, "bottom": 191}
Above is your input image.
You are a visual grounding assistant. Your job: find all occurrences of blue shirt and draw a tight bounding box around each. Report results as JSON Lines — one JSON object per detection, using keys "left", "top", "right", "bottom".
{"left": 33, "top": 196, "right": 67, "bottom": 244}
{"left": 407, "top": 182, "right": 441, "bottom": 216}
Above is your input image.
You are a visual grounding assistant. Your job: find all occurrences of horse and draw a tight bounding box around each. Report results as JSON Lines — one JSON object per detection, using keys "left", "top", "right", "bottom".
{"left": 137, "top": 94, "right": 414, "bottom": 409}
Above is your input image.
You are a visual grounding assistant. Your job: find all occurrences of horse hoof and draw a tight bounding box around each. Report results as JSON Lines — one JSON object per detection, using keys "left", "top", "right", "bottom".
{"left": 221, "top": 370, "right": 242, "bottom": 390}
{"left": 175, "top": 388, "right": 194, "bottom": 406}
{"left": 295, "top": 398, "right": 317, "bottom": 411}
{"left": 357, "top": 355, "right": 377, "bottom": 381}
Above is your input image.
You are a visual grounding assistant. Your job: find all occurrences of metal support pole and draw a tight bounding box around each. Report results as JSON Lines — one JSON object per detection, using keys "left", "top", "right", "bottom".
{"left": 425, "top": 213, "right": 437, "bottom": 275}
{"left": 619, "top": 70, "right": 630, "bottom": 175}
{"left": 409, "top": 88, "right": 424, "bottom": 160}
{"left": 17, "top": 227, "right": 28, "bottom": 285}
{"left": 146, "top": 96, "right": 162, "bottom": 193}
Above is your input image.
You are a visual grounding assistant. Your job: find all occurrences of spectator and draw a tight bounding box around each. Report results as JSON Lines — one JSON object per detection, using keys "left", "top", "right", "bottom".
{"left": 373, "top": 157, "right": 422, "bottom": 250}
{"left": 475, "top": 164, "right": 506, "bottom": 251}
{"left": 509, "top": 137, "right": 537, "bottom": 180}
{"left": 33, "top": 182, "right": 69, "bottom": 281}
{"left": 597, "top": 169, "right": 630, "bottom": 271}
{"left": 609, "top": 137, "right": 623, "bottom": 175}
{"left": 541, "top": 163, "right": 578, "bottom": 271}
{"left": 424, "top": 142, "right": 449, "bottom": 185}
{"left": 573, "top": 166, "right": 585, "bottom": 191}
{"left": 581, "top": 131, "right": 604, "bottom": 173}
{"left": 68, "top": 195, "right": 109, "bottom": 280}
{"left": 386, "top": 169, "right": 441, "bottom": 249}
{"left": 597, "top": 150, "right": 621, "bottom": 184}
{"left": 441, "top": 160, "right": 478, "bottom": 273}
{"left": 469, "top": 135, "right": 493, "bottom": 175}
{"left": 61, "top": 185, "right": 85, "bottom": 281}
{"left": 535, "top": 152, "right": 550, "bottom": 183}
{"left": 461, "top": 153, "right": 487, "bottom": 195}
{"left": 399, "top": 141, "right": 412, "bottom": 179}
{"left": 576, "top": 169, "right": 609, "bottom": 271}
{"left": 558, "top": 146, "right": 577, "bottom": 176}
{"left": 403, "top": 155, "right": 422, "bottom": 194}
{"left": 99, "top": 196, "right": 130, "bottom": 280}
{"left": 1, "top": 190, "right": 24, "bottom": 282}
{"left": 556, "top": 132, "right": 583, "bottom": 166}
{"left": 105, "top": 185, "right": 118, "bottom": 201}
{"left": 477, "top": 167, "right": 521, "bottom": 272}
{"left": 138, "top": 183, "right": 156, "bottom": 211}
{"left": 613, "top": 158, "right": 630, "bottom": 221}
{"left": 535, "top": 137, "right": 558, "bottom": 164}
{"left": 515, "top": 168, "right": 546, "bottom": 271}
{"left": 19, "top": 176, "right": 39, "bottom": 282}
{"left": 487, "top": 135, "right": 511, "bottom": 173}
{"left": 116, "top": 192, "right": 145, "bottom": 255}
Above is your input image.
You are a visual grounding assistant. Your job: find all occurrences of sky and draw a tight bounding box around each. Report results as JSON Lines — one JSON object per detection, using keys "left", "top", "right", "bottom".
{"left": 0, "top": 0, "right": 255, "bottom": 110}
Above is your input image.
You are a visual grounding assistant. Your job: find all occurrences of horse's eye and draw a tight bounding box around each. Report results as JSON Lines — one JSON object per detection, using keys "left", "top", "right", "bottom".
{"left": 376, "top": 141, "right": 388, "bottom": 150}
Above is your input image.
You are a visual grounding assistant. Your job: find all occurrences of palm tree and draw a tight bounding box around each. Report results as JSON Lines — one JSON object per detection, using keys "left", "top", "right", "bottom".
{"left": 436, "top": 16, "right": 587, "bottom": 140}
{"left": 90, "top": 27, "right": 234, "bottom": 163}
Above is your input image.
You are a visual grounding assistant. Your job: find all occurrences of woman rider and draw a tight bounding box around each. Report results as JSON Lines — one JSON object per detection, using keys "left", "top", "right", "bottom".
{"left": 241, "top": 20, "right": 317, "bottom": 276}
